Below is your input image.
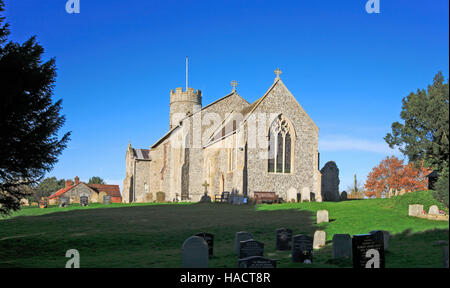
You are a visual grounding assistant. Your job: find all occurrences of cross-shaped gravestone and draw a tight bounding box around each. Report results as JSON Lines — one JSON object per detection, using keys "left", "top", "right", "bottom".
{"left": 274, "top": 68, "right": 282, "bottom": 79}
{"left": 202, "top": 181, "right": 209, "bottom": 194}
{"left": 231, "top": 80, "right": 238, "bottom": 92}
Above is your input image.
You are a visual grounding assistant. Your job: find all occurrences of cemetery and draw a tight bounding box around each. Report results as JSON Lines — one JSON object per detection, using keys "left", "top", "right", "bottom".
{"left": 0, "top": 190, "right": 448, "bottom": 268}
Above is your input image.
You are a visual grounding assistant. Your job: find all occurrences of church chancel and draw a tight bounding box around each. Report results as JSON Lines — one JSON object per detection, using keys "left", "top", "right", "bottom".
{"left": 123, "top": 69, "right": 322, "bottom": 203}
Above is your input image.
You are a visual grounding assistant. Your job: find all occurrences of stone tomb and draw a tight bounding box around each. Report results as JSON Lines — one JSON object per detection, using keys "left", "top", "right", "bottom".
{"left": 408, "top": 204, "right": 423, "bottom": 216}
{"left": 238, "top": 256, "right": 277, "bottom": 268}
{"left": 194, "top": 232, "right": 214, "bottom": 257}
{"left": 291, "top": 234, "right": 313, "bottom": 263}
{"left": 352, "top": 234, "right": 385, "bottom": 268}
{"left": 275, "top": 228, "right": 293, "bottom": 251}
{"left": 369, "top": 230, "right": 390, "bottom": 250}
{"left": 234, "top": 232, "right": 254, "bottom": 255}
{"left": 182, "top": 236, "right": 209, "bottom": 268}
{"left": 332, "top": 234, "right": 352, "bottom": 259}
{"left": 80, "top": 196, "right": 89, "bottom": 207}
{"left": 317, "top": 210, "right": 329, "bottom": 224}
{"left": 103, "top": 195, "right": 111, "bottom": 205}
{"left": 239, "top": 239, "right": 264, "bottom": 259}
{"left": 313, "top": 230, "right": 326, "bottom": 249}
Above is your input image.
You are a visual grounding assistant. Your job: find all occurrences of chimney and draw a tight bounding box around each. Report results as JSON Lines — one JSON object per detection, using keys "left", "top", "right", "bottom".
{"left": 74, "top": 176, "right": 80, "bottom": 185}
{"left": 65, "top": 179, "right": 73, "bottom": 188}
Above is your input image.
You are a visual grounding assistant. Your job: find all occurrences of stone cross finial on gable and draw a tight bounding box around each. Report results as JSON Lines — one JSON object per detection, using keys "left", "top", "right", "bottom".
{"left": 274, "top": 68, "right": 282, "bottom": 79}
{"left": 231, "top": 80, "right": 238, "bottom": 92}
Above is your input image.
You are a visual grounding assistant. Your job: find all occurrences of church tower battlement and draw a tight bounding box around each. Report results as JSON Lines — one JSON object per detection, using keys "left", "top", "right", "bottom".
{"left": 169, "top": 87, "right": 202, "bottom": 129}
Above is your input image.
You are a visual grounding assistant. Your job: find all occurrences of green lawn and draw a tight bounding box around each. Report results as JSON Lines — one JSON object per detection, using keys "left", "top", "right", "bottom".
{"left": 0, "top": 191, "right": 448, "bottom": 268}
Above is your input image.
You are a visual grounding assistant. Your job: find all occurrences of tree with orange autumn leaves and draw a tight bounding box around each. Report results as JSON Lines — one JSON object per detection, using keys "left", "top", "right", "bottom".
{"left": 364, "top": 156, "right": 432, "bottom": 198}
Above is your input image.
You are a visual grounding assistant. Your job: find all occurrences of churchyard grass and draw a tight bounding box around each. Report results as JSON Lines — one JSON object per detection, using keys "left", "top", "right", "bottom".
{"left": 0, "top": 191, "right": 447, "bottom": 268}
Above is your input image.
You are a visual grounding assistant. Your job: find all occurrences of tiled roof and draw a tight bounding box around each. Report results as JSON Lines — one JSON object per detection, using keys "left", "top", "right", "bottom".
{"left": 87, "top": 184, "right": 121, "bottom": 198}
{"left": 48, "top": 184, "right": 80, "bottom": 199}
{"left": 133, "top": 148, "right": 150, "bottom": 160}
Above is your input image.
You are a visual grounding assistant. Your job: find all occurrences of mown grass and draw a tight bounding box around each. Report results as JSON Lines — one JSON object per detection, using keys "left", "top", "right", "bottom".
{"left": 0, "top": 191, "right": 448, "bottom": 268}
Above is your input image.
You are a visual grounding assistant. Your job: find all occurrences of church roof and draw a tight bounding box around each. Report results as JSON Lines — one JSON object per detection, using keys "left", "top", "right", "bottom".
{"left": 133, "top": 148, "right": 150, "bottom": 160}
{"left": 150, "top": 91, "right": 248, "bottom": 149}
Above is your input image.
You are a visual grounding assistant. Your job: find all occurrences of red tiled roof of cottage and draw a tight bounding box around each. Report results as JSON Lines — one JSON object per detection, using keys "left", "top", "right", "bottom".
{"left": 48, "top": 184, "right": 78, "bottom": 199}
{"left": 87, "top": 184, "right": 121, "bottom": 197}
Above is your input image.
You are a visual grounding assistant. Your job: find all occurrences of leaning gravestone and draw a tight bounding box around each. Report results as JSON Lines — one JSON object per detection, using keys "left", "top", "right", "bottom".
{"left": 103, "top": 195, "right": 111, "bottom": 205}
{"left": 428, "top": 205, "right": 439, "bottom": 215}
{"left": 408, "top": 204, "right": 423, "bottom": 216}
{"left": 352, "top": 234, "right": 385, "bottom": 268}
{"left": 80, "top": 196, "right": 89, "bottom": 207}
{"left": 238, "top": 256, "right": 277, "bottom": 268}
{"left": 313, "top": 231, "right": 326, "bottom": 249}
{"left": 332, "top": 234, "right": 352, "bottom": 259}
{"left": 275, "top": 228, "right": 293, "bottom": 251}
{"left": 58, "top": 196, "right": 70, "bottom": 208}
{"left": 292, "top": 234, "right": 313, "bottom": 263}
{"left": 317, "top": 210, "right": 329, "bottom": 224}
{"left": 182, "top": 236, "right": 209, "bottom": 268}
{"left": 194, "top": 232, "right": 214, "bottom": 257}
{"left": 369, "top": 230, "right": 390, "bottom": 250}
{"left": 239, "top": 239, "right": 264, "bottom": 259}
{"left": 234, "top": 232, "right": 254, "bottom": 255}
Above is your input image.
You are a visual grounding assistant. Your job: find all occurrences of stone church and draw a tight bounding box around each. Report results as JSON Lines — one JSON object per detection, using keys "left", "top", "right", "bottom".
{"left": 122, "top": 69, "right": 322, "bottom": 203}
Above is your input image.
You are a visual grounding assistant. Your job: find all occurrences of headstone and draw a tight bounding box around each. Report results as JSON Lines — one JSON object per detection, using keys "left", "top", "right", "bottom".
{"left": 317, "top": 210, "right": 329, "bottom": 224}
{"left": 58, "top": 196, "right": 70, "bottom": 208}
{"left": 156, "top": 191, "right": 165, "bottom": 203}
{"left": 408, "top": 204, "right": 423, "bottom": 216}
{"left": 320, "top": 161, "right": 340, "bottom": 201}
{"left": 340, "top": 191, "right": 348, "bottom": 201}
{"left": 181, "top": 236, "right": 209, "bottom": 268}
{"left": 428, "top": 205, "right": 439, "bottom": 215}
{"left": 80, "top": 196, "right": 89, "bottom": 206}
{"left": 239, "top": 239, "right": 264, "bottom": 259}
{"left": 194, "top": 232, "right": 214, "bottom": 257}
{"left": 291, "top": 234, "right": 313, "bottom": 263}
{"left": 369, "top": 230, "right": 390, "bottom": 250}
{"left": 352, "top": 234, "right": 385, "bottom": 268}
{"left": 234, "top": 232, "right": 253, "bottom": 255}
{"left": 103, "top": 195, "right": 111, "bottom": 205}
{"left": 301, "top": 187, "right": 310, "bottom": 202}
{"left": 332, "top": 234, "right": 352, "bottom": 259}
{"left": 238, "top": 256, "right": 277, "bottom": 268}
{"left": 443, "top": 246, "right": 449, "bottom": 268}
{"left": 275, "top": 228, "right": 293, "bottom": 251}
{"left": 286, "top": 188, "right": 297, "bottom": 203}
{"left": 199, "top": 193, "right": 211, "bottom": 203}
{"left": 313, "top": 230, "right": 326, "bottom": 249}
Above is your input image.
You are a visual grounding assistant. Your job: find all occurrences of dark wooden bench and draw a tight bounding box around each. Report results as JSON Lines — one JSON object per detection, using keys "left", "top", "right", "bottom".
{"left": 253, "top": 192, "right": 278, "bottom": 204}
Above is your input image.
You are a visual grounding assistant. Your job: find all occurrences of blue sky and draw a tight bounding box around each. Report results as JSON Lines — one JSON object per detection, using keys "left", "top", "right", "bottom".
{"left": 4, "top": 0, "right": 449, "bottom": 192}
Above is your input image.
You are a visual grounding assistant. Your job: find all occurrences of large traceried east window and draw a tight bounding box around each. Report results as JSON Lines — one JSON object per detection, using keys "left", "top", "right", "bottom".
{"left": 268, "top": 115, "right": 294, "bottom": 174}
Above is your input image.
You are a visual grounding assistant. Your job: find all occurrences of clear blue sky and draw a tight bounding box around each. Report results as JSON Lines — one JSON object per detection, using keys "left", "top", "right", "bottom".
{"left": 4, "top": 0, "right": 449, "bottom": 192}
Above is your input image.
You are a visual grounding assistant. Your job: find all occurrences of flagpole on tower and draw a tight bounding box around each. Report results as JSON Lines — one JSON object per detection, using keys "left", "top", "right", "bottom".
{"left": 186, "top": 56, "right": 188, "bottom": 90}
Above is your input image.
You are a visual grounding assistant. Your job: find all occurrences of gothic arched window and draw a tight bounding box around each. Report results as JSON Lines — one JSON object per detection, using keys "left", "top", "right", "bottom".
{"left": 268, "top": 115, "right": 294, "bottom": 174}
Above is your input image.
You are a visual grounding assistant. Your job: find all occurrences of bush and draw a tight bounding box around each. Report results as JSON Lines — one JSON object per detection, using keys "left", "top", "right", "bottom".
{"left": 433, "top": 167, "right": 449, "bottom": 208}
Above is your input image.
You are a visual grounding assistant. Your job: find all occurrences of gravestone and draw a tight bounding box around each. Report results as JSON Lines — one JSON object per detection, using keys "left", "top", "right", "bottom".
{"left": 313, "top": 230, "right": 326, "bottom": 249}
{"left": 320, "top": 161, "right": 340, "bottom": 201}
{"left": 58, "top": 196, "right": 70, "bottom": 208}
{"left": 181, "top": 236, "right": 209, "bottom": 268}
{"left": 292, "top": 234, "right": 313, "bottom": 263}
{"left": 332, "top": 234, "right": 352, "bottom": 259}
{"left": 369, "top": 230, "right": 390, "bottom": 250}
{"left": 239, "top": 239, "right": 264, "bottom": 259}
{"left": 408, "top": 204, "right": 423, "bottom": 216}
{"left": 340, "top": 191, "right": 348, "bottom": 201}
{"left": 194, "top": 232, "right": 214, "bottom": 257}
{"left": 199, "top": 193, "right": 211, "bottom": 203}
{"left": 428, "top": 205, "right": 439, "bottom": 215}
{"left": 275, "top": 228, "right": 292, "bottom": 251}
{"left": 317, "top": 210, "right": 329, "bottom": 224}
{"left": 352, "top": 234, "right": 385, "bottom": 268}
{"left": 301, "top": 187, "right": 310, "bottom": 202}
{"left": 80, "top": 196, "right": 89, "bottom": 207}
{"left": 103, "top": 195, "right": 111, "bottom": 205}
{"left": 156, "top": 192, "right": 165, "bottom": 203}
{"left": 443, "top": 246, "right": 449, "bottom": 268}
{"left": 234, "top": 232, "right": 254, "bottom": 255}
{"left": 238, "top": 256, "right": 277, "bottom": 268}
